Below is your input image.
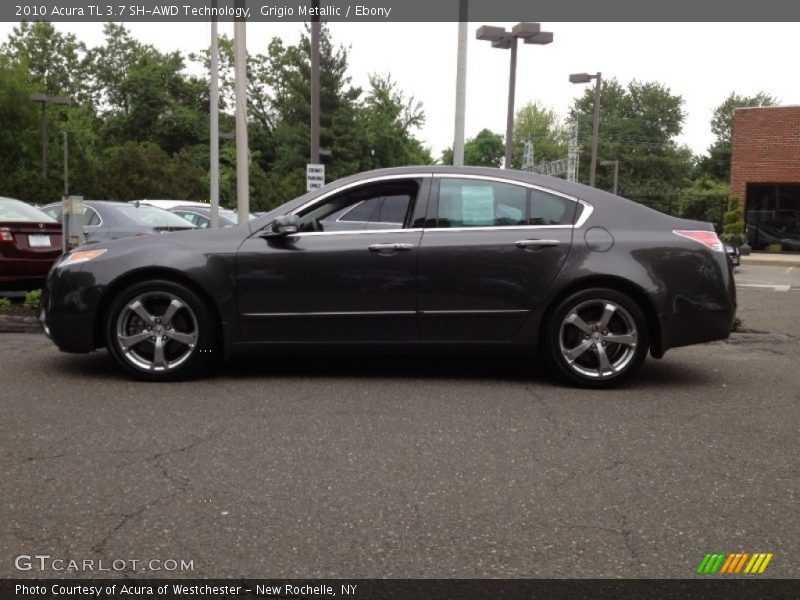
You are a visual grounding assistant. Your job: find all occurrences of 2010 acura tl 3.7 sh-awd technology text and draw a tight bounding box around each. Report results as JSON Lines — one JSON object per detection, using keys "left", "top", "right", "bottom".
{"left": 41, "top": 167, "right": 736, "bottom": 387}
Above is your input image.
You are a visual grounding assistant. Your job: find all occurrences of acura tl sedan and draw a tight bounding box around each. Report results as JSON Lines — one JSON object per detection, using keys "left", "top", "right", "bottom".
{"left": 41, "top": 167, "right": 736, "bottom": 387}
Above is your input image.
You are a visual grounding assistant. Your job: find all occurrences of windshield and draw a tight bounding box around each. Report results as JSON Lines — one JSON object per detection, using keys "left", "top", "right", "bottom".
{"left": 0, "top": 198, "right": 58, "bottom": 223}
{"left": 116, "top": 204, "right": 197, "bottom": 228}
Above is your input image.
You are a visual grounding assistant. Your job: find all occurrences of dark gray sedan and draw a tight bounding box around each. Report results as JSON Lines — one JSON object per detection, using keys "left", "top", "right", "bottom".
{"left": 41, "top": 200, "right": 195, "bottom": 243}
{"left": 41, "top": 167, "right": 735, "bottom": 387}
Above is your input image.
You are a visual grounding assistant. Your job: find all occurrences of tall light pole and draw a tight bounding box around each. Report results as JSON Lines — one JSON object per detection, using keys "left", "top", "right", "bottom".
{"left": 310, "top": 0, "right": 320, "bottom": 165}
{"left": 569, "top": 72, "right": 602, "bottom": 187}
{"left": 209, "top": 0, "right": 220, "bottom": 228}
{"left": 234, "top": 0, "right": 249, "bottom": 223}
{"left": 601, "top": 159, "right": 619, "bottom": 195}
{"left": 452, "top": 0, "right": 468, "bottom": 166}
{"left": 29, "top": 93, "right": 69, "bottom": 180}
{"left": 476, "top": 23, "right": 553, "bottom": 169}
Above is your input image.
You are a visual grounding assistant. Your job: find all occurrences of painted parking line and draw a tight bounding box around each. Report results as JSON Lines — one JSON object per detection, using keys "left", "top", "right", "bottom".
{"left": 787, "top": 267, "right": 795, "bottom": 274}
{"left": 737, "top": 283, "right": 792, "bottom": 292}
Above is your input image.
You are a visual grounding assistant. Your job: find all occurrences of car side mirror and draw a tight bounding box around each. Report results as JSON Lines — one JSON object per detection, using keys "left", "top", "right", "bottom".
{"left": 261, "top": 214, "right": 301, "bottom": 238}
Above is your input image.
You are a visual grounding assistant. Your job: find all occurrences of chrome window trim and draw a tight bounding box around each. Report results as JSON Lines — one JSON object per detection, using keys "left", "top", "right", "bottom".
{"left": 574, "top": 200, "right": 594, "bottom": 228}
{"left": 290, "top": 228, "right": 423, "bottom": 238}
{"left": 285, "top": 172, "right": 594, "bottom": 234}
{"left": 290, "top": 173, "right": 432, "bottom": 216}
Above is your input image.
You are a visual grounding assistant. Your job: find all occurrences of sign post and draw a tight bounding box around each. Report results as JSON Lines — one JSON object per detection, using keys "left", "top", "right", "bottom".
{"left": 306, "top": 164, "right": 325, "bottom": 192}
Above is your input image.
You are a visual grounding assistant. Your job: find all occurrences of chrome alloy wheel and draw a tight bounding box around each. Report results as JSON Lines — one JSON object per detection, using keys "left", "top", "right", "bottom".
{"left": 558, "top": 299, "right": 638, "bottom": 380}
{"left": 115, "top": 292, "right": 199, "bottom": 372}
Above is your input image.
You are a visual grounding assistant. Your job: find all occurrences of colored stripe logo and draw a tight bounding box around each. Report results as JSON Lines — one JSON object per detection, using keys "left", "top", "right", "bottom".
{"left": 697, "top": 552, "right": 773, "bottom": 574}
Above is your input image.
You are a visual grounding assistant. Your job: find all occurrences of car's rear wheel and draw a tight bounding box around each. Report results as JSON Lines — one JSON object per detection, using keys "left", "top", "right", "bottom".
{"left": 105, "top": 279, "right": 217, "bottom": 381}
{"left": 543, "top": 288, "right": 649, "bottom": 388}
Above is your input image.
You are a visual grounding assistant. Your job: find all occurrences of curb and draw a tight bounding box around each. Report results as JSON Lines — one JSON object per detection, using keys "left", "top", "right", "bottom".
{"left": 0, "top": 313, "right": 43, "bottom": 334}
{"left": 741, "top": 256, "right": 800, "bottom": 268}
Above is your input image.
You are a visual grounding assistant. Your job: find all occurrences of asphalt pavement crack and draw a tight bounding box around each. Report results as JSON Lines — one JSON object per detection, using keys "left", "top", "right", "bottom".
{"left": 91, "top": 491, "right": 178, "bottom": 556}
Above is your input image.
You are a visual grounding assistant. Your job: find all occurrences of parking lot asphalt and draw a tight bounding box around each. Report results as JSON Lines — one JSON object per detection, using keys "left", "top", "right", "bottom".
{"left": 1, "top": 269, "right": 798, "bottom": 579}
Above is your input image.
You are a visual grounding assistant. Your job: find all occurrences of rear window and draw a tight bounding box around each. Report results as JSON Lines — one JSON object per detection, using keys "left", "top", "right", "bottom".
{"left": 116, "top": 204, "right": 196, "bottom": 228}
{"left": 0, "top": 199, "right": 57, "bottom": 223}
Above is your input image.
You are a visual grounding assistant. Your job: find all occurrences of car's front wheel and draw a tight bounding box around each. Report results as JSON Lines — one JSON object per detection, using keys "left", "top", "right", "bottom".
{"left": 543, "top": 287, "right": 649, "bottom": 388}
{"left": 105, "top": 279, "right": 217, "bottom": 381}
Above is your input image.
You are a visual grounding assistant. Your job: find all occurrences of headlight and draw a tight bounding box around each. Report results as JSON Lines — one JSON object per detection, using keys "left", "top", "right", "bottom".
{"left": 60, "top": 248, "right": 107, "bottom": 266}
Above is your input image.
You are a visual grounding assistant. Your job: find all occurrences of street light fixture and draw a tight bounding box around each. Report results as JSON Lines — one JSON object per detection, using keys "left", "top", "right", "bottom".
{"left": 600, "top": 159, "right": 619, "bottom": 195}
{"left": 29, "top": 93, "right": 70, "bottom": 180}
{"left": 477, "top": 22, "right": 553, "bottom": 169}
{"left": 569, "top": 71, "right": 602, "bottom": 187}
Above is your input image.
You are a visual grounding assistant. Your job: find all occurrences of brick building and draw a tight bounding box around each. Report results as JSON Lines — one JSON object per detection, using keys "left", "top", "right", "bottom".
{"left": 730, "top": 106, "right": 800, "bottom": 252}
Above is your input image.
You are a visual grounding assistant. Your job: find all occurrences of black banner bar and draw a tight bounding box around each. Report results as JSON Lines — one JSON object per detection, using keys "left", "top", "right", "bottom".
{"left": 2, "top": 579, "right": 799, "bottom": 600}
{"left": 3, "top": 0, "right": 800, "bottom": 22}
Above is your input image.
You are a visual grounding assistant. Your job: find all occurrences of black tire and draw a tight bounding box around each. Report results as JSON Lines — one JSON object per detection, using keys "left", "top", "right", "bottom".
{"left": 543, "top": 287, "right": 650, "bottom": 388}
{"left": 105, "top": 279, "right": 218, "bottom": 381}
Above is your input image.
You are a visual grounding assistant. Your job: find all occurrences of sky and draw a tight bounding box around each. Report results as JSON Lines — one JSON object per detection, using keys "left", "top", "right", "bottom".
{"left": 1, "top": 21, "right": 798, "bottom": 160}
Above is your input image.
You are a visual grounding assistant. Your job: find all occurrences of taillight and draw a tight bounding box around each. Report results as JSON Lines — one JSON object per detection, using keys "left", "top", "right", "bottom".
{"left": 673, "top": 229, "right": 724, "bottom": 252}
{"left": 0, "top": 228, "right": 13, "bottom": 242}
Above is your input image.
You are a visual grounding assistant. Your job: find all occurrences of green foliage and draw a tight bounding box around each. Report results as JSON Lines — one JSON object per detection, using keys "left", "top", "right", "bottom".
{"left": 0, "top": 23, "right": 429, "bottom": 208}
{"left": 721, "top": 196, "right": 745, "bottom": 246}
{"left": 569, "top": 79, "right": 693, "bottom": 203}
{"left": 440, "top": 129, "right": 504, "bottom": 168}
{"left": 512, "top": 101, "right": 566, "bottom": 169}
{"left": 678, "top": 176, "right": 728, "bottom": 231}
{"left": 23, "top": 289, "right": 42, "bottom": 310}
{"left": 0, "top": 298, "right": 11, "bottom": 310}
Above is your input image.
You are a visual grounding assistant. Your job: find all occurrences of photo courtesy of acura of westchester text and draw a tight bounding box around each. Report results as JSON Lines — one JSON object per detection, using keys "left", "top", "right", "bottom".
{"left": 0, "top": 0, "right": 798, "bottom": 597}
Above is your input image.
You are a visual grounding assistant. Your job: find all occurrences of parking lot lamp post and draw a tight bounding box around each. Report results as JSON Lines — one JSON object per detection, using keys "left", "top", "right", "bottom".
{"left": 600, "top": 159, "right": 619, "bottom": 195}
{"left": 233, "top": 0, "right": 249, "bottom": 224}
{"left": 476, "top": 23, "right": 553, "bottom": 169}
{"left": 569, "top": 72, "right": 602, "bottom": 186}
{"left": 210, "top": 0, "right": 220, "bottom": 228}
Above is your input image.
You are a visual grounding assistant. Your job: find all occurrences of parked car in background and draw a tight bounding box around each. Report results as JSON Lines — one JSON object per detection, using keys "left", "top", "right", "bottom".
{"left": 41, "top": 166, "right": 736, "bottom": 387}
{"left": 41, "top": 200, "right": 195, "bottom": 244}
{"left": 132, "top": 199, "right": 209, "bottom": 210}
{"left": 724, "top": 243, "right": 740, "bottom": 268}
{"left": 0, "top": 197, "right": 63, "bottom": 290}
{"left": 169, "top": 206, "right": 240, "bottom": 228}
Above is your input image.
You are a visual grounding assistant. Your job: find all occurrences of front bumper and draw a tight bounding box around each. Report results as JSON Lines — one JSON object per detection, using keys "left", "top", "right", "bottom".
{"left": 42, "top": 266, "right": 104, "bottom": 353}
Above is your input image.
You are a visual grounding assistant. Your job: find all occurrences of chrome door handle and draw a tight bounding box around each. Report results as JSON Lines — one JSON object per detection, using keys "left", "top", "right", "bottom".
{"left": 368, "top": 243, "right": 415, "bottom": 253}
{"left": 515, "top": 239, "right": 560, "bottom": 248}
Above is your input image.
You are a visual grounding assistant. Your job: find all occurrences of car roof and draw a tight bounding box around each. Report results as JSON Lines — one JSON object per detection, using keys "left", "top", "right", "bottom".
{"left": 135, "top": 199, "right": 209, "bottom": 209}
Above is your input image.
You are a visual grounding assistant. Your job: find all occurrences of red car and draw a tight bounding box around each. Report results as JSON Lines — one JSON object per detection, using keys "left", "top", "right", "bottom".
{"left": 0, "top": 197, "right": 64, "bottom": 290}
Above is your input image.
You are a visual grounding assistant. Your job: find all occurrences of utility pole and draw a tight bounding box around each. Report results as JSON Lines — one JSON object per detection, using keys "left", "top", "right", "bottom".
{"left": 234, "top": 0, "right": 249, "bottom": 223}
{"left": 590, "top": 73, "right": 602, "bottom": 187}
{"left": 62, "top": 132, "right": 68, "bottom": 197}
{"left": 209, "top": 0, "right": 220, "bottom": 228}
{"left": 310, "top": 0, "right": 320, "bottom": 165}
{"left": 452, "top": 0, "right": 468, "bottom": 166}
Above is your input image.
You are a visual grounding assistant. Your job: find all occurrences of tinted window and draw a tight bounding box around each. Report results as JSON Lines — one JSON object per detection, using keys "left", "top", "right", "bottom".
{"left": 299, "top": 180, "right": 419, "bottom": 233}
{"left": 375, "top": 195, "right": 411, "bottom": 225}
{"left": 340, "top": 199, "right": 379, "bottom": 222}
{"left": 437, "top": 179, "right": 527, "bottom": 228}
{"left": 530, "top": 190, "right": 573, "bottom": 225}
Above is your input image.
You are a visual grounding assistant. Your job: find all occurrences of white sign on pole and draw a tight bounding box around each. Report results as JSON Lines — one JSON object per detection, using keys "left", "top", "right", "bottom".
{"left": 306, "top": 164, "right": 325, "bottom": 191}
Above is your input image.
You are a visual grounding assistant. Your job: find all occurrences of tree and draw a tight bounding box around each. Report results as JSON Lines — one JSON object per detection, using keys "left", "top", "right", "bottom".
{"left": 569, "top": 78, "right": 693, "bottom": 211}
{"left": 512, "top": 101, "right": 566, "bottom": 169}
{"left": 440, "top": 129, "right": 504, "bottom": 167}
{"left": 697, "top": 92, "right": 777, "bottom": 181}
{"left": 1, "top": 21, "right": 87, "bottom": 100}
{"left": 356, "top": 74, "right": 431, "bottom": 170}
